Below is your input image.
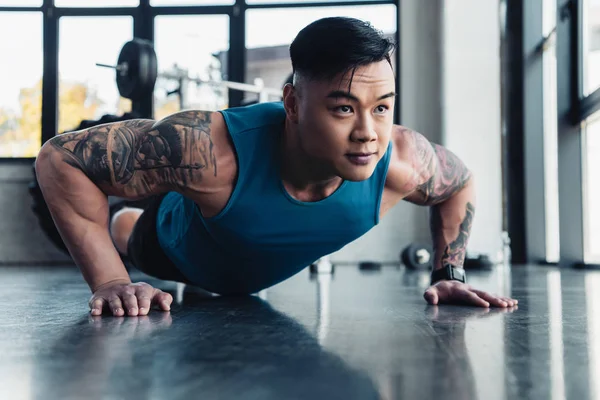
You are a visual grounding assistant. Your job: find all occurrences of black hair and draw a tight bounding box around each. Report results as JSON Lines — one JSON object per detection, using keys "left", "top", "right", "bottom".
{"left": 289, "top": 17, "right": 396, "bottom": 86}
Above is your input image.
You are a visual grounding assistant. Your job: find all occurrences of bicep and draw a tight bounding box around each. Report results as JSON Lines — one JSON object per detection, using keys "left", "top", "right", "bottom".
{"left": 402, "top": 131, "right": 472, "bottom": 206}
{"left": 47, "top": 111, "right": 220, "bottom": 199}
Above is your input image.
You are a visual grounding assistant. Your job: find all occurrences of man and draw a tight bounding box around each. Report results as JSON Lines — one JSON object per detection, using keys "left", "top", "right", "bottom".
{"left": 36, "top": 17, "right": 517, "bottom": 317}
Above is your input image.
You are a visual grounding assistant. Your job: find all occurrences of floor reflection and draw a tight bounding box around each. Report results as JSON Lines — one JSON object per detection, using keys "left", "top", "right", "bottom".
{"left": 548, "top": 270, "right": 565, "bottom": 400}
{"left": 585, "top": 272, "right": 600, "bottom": 400}
{"left": 1, "top": 264, "right": 600, "bottom": 399}
{"left": 33, "top": 295, "right": 381, "bottom": 400}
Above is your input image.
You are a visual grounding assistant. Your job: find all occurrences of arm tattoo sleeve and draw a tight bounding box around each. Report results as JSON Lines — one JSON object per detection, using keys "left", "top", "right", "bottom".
{"left": 431, "top": 202, "right": 475, "bottom": 267}
{"left": 48, "top": 111, "right": 217, "bottom": 195}
{"left": 413, "top": 134, "right": 472, "bottom": 206}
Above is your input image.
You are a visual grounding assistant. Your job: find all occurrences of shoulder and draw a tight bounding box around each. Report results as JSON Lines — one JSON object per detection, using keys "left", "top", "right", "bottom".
{"left": 157, "top": 109, "right": 232, "bottom": 153}
{"left": 384, "top": 125, "right": 436, "bottom": 195}
{"left": 156, "top": 110, "right": 237, "bottom": 192}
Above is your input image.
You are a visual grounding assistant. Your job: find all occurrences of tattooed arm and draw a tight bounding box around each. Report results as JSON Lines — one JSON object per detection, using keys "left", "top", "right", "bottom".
{"left": 387, "top": 127, "right": 518, "bottom": 308}
{"left": 35, "top": 111, "right": 233, "bottom": 293}
{"left": 401, "top": 131, "right": 475, "bottom": 271}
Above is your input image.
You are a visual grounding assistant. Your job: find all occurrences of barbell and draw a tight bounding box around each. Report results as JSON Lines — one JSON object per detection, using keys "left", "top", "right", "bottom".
{"left": 97, "top": 38, "right": 281, "bottom": 101}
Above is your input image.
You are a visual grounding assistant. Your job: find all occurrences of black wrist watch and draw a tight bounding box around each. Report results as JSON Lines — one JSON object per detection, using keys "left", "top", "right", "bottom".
{"left": 430, "top": 265, "right": 466, "bottom": 285}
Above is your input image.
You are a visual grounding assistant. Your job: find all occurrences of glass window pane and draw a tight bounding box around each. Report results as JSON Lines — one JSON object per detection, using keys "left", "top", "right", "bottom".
{"left": 0, "top": 0, "right": 41, "bottom": 6}
{"left": 0, "top": 12, "right": 42, "bottom": 158}
{"left": 58, "top": 17, "right": 133, "bottom": 135}
{"left": 247, "top": 0, "right": 380, "bottom": 3}
{"left": 584, "top": 0, "right": 600, "bottom": 95}
{"left": 55, "top": 0, "right": 138, "bottom": 7}
{"left": 244, "top": 5, "right": 397, "bottom": 104}
{"left": 154, "top": 15, "right": 229, "bottom": 118}
{"left": 151, "top": 0, "right": 234, "bottom": 6}
{"left": 584, "top": 112, "right": 600, "bottom": 263}
{"left": 543, "top": 0, "right": 556, "bottom": 36}
{"left": 543, "top": 0, "right": 560, "bottom": 262}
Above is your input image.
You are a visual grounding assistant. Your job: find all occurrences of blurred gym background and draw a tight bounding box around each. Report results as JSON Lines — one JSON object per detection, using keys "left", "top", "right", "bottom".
{"left": 0, "top": 0, "right": 598, "bottom": 272}
{"left": 1, "top": 2, "right": 600, "bottom": 399}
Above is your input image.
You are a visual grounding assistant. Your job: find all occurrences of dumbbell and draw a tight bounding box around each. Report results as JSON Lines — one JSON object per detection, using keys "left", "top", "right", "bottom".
{"left": 401, "top": 243, "right": 432, "bottom": 270}
{"left": 358, "top": 261, "right": 382, "bottom": 271}
{"left": 309, "top": 256, "right": 334, "bottom": 274}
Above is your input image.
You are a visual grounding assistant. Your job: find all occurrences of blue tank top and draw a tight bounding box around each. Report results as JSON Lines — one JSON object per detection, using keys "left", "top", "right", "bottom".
{"left": 156, "top": 102, "right": 392, "bottom": 294}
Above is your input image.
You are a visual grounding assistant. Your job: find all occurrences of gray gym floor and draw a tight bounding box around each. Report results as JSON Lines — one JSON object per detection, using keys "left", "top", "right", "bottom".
{"left": 0, "top": 263, "right": 597, "bottom": 400}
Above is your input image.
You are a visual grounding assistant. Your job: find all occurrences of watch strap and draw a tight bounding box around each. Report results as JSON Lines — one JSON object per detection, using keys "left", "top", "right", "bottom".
{"left": 430, "top": 265, "right": 466, "bottom": 285}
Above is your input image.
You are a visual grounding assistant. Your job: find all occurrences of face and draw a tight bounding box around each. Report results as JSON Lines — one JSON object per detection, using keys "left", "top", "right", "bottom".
{"left": 283, "top": 60, "right": 396, "bottom": 182}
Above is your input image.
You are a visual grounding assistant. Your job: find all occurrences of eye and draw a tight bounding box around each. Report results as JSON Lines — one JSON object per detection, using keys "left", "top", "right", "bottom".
{"left": 334, "top": 105, "right": 353, "bottom": 114}
{"left": 375, "top": 105, "right": 389, "bottom": 114}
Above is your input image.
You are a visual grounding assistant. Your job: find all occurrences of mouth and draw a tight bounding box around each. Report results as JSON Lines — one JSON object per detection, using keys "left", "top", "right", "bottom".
{"left": 345, "top": 152, "right": 376, "bottom": 165}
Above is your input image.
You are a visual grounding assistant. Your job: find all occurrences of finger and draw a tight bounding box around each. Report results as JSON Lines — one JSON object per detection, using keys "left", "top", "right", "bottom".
{"left": 121, "top": 291, "right": 139, "bottom": 316}
{"left": 108, "top": 295, "right": 125, "bottom": 316}
{"left": 134, "top": 287, "right": 153, "bottom": 316}
{"left": 424, "top": 287, "right": 439, "bottom": 305}
{"left": 472, "top": 290, "right": 507, "bottom": 307}
{"left": 500, "top": 297, "right": 518, "bottom": 307}
{"left": 460, "top": 290, "right": 490, "bottom": 308}
{"left": 89, "top": 298, "right": 106, "bottom": 316}
{"left": 152, "top": 290, "right": 173, "bottom": 311}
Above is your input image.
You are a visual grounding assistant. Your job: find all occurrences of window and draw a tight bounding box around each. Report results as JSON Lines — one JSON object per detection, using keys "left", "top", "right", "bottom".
{"left": 54, "top": 0, "right": 139, "bottom": 7}
{"left": 244, "top": 4, "right": 397, "bottom": 104}
{"left": 58, "top": 16, "right": 133, "bottom": 135}
{"left": 150, "top": 0, "right": 234, "bottom": 6}
{"left": 247, "top": 0, "right": 383, "bottom": 3}
{"left": 0, "top": 0, "right": 41, "bottom": 6}
{"left": 543, "top": 0, "right": 560, "bottom": 262}
{"left": 584, "top": 111, "right": 600, "bottom": 263}
{"left": 0, "top": 12, "right": 43, "bottom": 158}
{"left": 584, "top": 0, "right": 600, "bottom": 95}
{"left": 154, "top": 15, "right": 229, "bottom": 119}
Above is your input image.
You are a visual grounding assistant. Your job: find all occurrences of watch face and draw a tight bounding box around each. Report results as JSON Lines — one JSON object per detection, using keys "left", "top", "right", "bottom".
{"left": 447, "top": 266, "right": 465, "bottom": 282}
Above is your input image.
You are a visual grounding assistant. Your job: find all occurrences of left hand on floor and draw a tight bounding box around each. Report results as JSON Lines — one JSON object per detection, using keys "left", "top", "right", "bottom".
{"left": 423, "top": 280, "right": 518, "bottom": 308}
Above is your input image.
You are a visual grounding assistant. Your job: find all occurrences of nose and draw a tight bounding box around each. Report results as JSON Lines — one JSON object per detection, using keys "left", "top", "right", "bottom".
{"left": 350, "top": 115, "right": 377, "bottom": 143}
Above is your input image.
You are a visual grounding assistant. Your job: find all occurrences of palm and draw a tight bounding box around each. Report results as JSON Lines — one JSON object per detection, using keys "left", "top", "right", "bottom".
{"left": 424, "top": 280, "right": 518, "bottom": 308}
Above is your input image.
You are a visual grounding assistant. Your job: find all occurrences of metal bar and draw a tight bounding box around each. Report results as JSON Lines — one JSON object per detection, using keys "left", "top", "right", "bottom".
{"left": 133, "top": 0, "right": 154, "bottom": 119}
{"left": 556, "top": 0, "right": 585, "bottom": 266}
{"left": 149, "top": 5, "right": 232, "bottom": 16}
{"left": 245, "top": 0, "right": 394, "bottom": 9}
{"left": 0, "top": 7, "right": 42, "bottom": 11}
{"left": 576, "top": 0, "right": 584, "bottom": 101}
{"left": 522, "top": 0, "right": 547, "bottom": 263}
{"left": 160, "top": 73, "right": 280, "bottom": 95}
{"left": 53, "top": 7, "right": 138, "bottom": 16}
{"left": 579, "top": 88, "right": 600, "bottom": 121}
{"left": 228, "top": 0, "right": 246, "bottom": 107}
{"left": 41, "top": 0, "right": 58, "bottom": 145}
{"left": 96, "top": 63, "right": 126, "bottom": 71}
{"left": 502, "top": 0, "right": 528, "bottom": 263}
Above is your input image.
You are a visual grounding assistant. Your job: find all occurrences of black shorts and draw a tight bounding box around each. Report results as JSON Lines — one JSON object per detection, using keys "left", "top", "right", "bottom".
{"left": 113, "top": 193, "right": 191, "bottom": 284}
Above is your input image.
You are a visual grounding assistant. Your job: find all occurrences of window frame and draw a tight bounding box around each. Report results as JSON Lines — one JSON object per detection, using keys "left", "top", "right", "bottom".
{"left": 0, "top": 0, "right": 399, "bottom": 160}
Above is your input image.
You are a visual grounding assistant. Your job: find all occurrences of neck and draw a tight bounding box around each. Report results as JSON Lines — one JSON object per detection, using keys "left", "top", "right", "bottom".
{"left": 279, "top": 119, "right": 343, "bottom": 201}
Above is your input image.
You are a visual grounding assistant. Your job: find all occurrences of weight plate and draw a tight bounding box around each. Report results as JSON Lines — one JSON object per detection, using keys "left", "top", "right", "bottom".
{"left": 116, "top": 39, "right": 158, "bottom": 100}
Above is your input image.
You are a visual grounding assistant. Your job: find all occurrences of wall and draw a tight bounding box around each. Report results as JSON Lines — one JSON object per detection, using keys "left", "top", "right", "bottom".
{"left": 0, "top": 162, "right": 72, "bottom": 265}
{"left": 442, "top": 0, "right": 503, "bottom": 258}
{"left": 332, "top": 0, "right": 503, "bottom": 263}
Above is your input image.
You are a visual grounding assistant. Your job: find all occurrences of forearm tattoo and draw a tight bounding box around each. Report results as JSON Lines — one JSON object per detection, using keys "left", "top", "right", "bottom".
{"left": 49, "top": 111, "right": 216, "bottom": 195}
{"left": 431, "top": 202, "right": 475, "bottom": 267}
{"left": 414, "top": 134, "right": 472, "bottom": 205}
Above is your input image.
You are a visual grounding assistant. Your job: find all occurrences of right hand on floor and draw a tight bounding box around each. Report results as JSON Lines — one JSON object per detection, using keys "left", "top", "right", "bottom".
{"left": 89, "top": 280, "right": 173, "bottom": 317}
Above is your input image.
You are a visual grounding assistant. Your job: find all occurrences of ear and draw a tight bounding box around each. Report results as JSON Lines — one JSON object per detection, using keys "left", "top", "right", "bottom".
{"left": 282, "top": 83, "right": 299, "bottom": 124}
